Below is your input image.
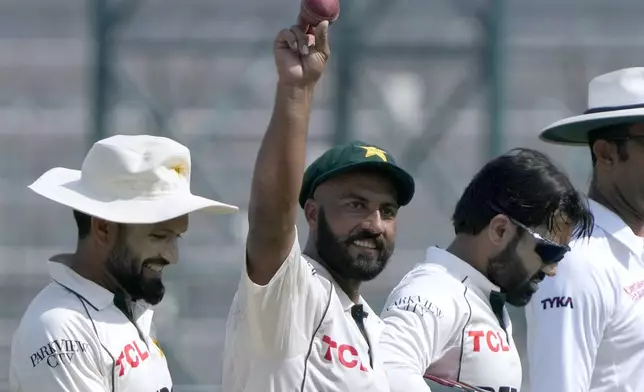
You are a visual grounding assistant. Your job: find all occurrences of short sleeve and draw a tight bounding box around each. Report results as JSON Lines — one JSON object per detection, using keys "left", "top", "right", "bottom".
{"left": 380, "top": 272, "right": 465, "bottom": 392}
{"left": 10, "top": 308, "right": 109, "bottom": 392}
{"left": 241, "top": 227, "right": 330, "bottom": 358}
{"left": 525, "top": 250, "right": 612, "bottom": 392}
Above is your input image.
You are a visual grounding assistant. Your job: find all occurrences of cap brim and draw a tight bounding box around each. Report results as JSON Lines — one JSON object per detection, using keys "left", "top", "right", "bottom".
{"left": 28, "top": 167, "right": 238, "bottom": 224}
{"left": 540, "top": 108, "right": 644, "bottom": 145}
{"left": 312, "top": 161, "right": 415, "bottom": 206}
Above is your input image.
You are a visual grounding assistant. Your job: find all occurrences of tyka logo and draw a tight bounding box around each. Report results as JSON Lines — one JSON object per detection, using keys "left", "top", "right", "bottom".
{"left": 541, "top": 296, "right": 574, "bottom": 310}
{"left": 30, "top": 339, "right": 90, "bottom": 368}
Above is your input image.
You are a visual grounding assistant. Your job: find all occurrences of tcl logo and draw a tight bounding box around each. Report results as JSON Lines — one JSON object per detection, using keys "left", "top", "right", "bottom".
{"left": 115, "top": 341, "right": 150, "bottom": 377}
{"left": 321, "top": 335, "right": 368, "bottom": 372}
{"left": 468, "top": 330, "right": 510, "bottom": 352}
{"left": 541, "top": 296, "right": 574, "bottom": 310}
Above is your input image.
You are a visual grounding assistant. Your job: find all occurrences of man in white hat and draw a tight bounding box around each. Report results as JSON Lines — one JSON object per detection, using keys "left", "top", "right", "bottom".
{"left": 525, "top": 67, "right": 644, "bottom": 392}
{"left": 9, "top": 135, "right": 238, "bottom": 392}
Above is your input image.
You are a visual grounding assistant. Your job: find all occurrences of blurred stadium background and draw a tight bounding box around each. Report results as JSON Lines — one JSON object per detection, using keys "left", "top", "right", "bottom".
{"left": 2, "top": 0, "right": 644, "bottom": 390}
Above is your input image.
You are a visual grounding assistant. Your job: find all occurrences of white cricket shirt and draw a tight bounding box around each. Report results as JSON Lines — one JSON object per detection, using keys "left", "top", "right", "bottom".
{"left": 10, "top": 260, "right": 172, "bottom": 392}
{"left": 380, "top": 246, "right": 522, "bottom": 392}
{"left": 525, "top": 200, "right": 644, "bottom": 392}
{"left": 222, "top": 229, "right": 390, "bottom": 392}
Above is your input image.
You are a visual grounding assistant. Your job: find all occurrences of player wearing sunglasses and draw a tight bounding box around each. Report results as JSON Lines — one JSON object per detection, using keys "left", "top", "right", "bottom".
{"left": 379, "top": 148, "right": 594, "bottom": 392}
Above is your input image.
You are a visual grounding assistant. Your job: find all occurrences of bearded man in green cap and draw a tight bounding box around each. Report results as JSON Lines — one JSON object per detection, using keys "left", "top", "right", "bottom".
{"left": 222, "top": 20, "right": 415, "bottom": 392}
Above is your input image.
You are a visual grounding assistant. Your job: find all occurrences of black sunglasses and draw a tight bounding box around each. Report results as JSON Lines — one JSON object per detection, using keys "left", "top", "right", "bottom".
{"left": 489, "top": 204, "right": 571, "bottom": 264}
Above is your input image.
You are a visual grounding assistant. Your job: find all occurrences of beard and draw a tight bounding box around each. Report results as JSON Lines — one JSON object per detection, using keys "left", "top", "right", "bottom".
{"left": 315, "top": 208, "right": 394, "bottom": 282}
{"left": 487, "top": 234, "right": 542, "bottom": 307}
{"left": 106, "top": 228, "right": 166, "bottom": 306}
{"left": 505, "top": 270, "right": 546, "bottom": 307}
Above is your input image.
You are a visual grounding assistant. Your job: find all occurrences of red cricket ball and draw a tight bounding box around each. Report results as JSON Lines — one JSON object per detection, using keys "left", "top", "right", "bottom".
{"left": 300, "top": 0, "right": 340, "bottom": 26}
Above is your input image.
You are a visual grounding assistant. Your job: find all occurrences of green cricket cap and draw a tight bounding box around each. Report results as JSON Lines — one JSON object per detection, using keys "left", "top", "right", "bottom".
{"left": 299, "top": 141, "right": 415, "bottom": 208}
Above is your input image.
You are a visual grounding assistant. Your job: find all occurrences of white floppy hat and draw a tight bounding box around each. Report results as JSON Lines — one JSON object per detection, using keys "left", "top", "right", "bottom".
{"left": 540, "top": 67, "right": 644, "bottom": 145}
{"left": 28, "top": 134, "right": 238, "bottom": 224}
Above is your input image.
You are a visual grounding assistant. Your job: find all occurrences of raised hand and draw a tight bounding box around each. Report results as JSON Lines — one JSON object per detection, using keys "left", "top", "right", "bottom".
{"left": 273, "top": 20, "right": 330, "bottom": 87}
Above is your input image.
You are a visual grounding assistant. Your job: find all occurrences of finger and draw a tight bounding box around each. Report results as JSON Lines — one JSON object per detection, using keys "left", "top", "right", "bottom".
{"left": 313, "top": 20, "right": 330, "bottom": 58}
{"left": 275, "top": 28, "right": 298, "bottom": 51}
{"left": 296, "top": 14, "right": 311, "bottom": 34}
{"left": 289, "top": 25, "right": 310, "bottom": 55}
{"left": 305, "top": 34, "right": 315, "bottom": 48}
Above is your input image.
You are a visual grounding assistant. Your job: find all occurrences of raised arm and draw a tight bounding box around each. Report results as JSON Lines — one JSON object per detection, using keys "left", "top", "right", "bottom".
{"left": 246, "top": 21, "right": 330, "bottom": 285}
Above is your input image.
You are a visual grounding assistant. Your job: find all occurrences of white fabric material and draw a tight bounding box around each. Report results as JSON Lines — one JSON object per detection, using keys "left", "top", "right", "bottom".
{"left": 222, "top": 228, "right": 390, "bottom": 392}
{"left": 28, "top": 134, "right": 237, "bottom": 224}
{"left": 380, "top": 247, "right": 522, "bottom": 392}
{"left": 10, "top": 261, "right": 172, "bottom": 392}
{"left": 525, "top": 200, "right": 644, "bottom": 392}
{"left": 587, "top": 67, "right": 644, "bottom": 108}
{"left": 543, "top": 107, "right": 644, "bottom": 136}
{"left": 540, "top": 68, "right": 644, "bottom": 144}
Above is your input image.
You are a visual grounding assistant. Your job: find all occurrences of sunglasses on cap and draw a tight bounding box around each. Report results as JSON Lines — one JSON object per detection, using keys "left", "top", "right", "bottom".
{"left": 489, "top": 204, "right": 571, "bottom": 264}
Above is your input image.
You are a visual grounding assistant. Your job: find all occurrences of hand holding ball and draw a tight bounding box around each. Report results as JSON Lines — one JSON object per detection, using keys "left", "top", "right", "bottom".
{"left": 299, "top": 0, "right": 340, "bottom": 26}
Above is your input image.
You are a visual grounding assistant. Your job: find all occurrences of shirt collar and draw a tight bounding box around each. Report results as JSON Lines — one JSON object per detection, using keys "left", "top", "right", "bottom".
{"left": 304, "top": 256, "right": 372, "bottom": 314}
{"left": 304, "top": 256, "right": 386, "bottom": 347}
{"left": 48, "top": 259, "right": 115, "bottom": 311}
{"left": 590, "top": 199, "right": 644, "bottom": 258}
{"left": 425, "top": 246, "right": 501, "bottom": 300}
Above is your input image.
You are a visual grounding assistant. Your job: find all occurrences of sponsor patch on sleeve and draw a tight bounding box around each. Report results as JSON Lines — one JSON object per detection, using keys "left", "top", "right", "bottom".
{"left": 386, "top": 295, "right": 443, "bottom": 318}
{"left": 29, "top": 339, "right": 91, "bottom": 369}
{"left": 624, "top": 280, "right": 644, "bottom": 301}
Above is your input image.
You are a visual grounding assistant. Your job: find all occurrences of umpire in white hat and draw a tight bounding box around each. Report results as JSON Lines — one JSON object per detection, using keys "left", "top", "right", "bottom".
{"left": 9, "top": 135, "right": 238, "bottom": 392}
{"left": 525, "top": 68, "right": 644, "bottom": 392}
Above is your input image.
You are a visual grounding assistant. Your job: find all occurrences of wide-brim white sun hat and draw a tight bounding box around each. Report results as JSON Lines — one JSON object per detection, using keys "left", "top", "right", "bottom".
{"left": 540, "top": 67, "right": 644, "bottom": 145}
{"left": 28, "top": 134, "right": 238, "bottom": 224}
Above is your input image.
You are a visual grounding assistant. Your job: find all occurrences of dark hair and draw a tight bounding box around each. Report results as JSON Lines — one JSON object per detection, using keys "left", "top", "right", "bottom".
{"left": 73, "top": 210, "right": 92, "bottom": 239}
{"left": 452, "top": 148, "right": 594, "bottom": 240}
{"left": 587, "top": 124, "right": 631, "bottom": 166}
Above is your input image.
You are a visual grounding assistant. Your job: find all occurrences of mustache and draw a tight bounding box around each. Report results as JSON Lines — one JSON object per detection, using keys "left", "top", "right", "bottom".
{"left": 344, "top": 231, "right": 385, "bottom": 249}
{"left": 514, "top": 270, "right": 546, "bottom": 294}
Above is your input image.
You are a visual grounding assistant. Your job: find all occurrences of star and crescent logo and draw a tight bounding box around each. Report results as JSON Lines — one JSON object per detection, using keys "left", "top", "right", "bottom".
{"left": 358, "top": 146, "right": 388, "bottom": 162}
{"left": 172, "top": 164, "right": 187, "bottom": 176}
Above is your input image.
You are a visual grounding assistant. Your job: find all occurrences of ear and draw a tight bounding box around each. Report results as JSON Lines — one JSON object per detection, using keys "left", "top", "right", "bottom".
{"left": 303, "top": 199, "right": 319, "bottom": 230}
{"left": 592, "top": 139, "right": 617, "bottom": 168}
{"left": 90, "top": 217, "right": 119, "bottom": 248}
{"left": 486, "top": 214, "right": 514, "bottom": 247}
